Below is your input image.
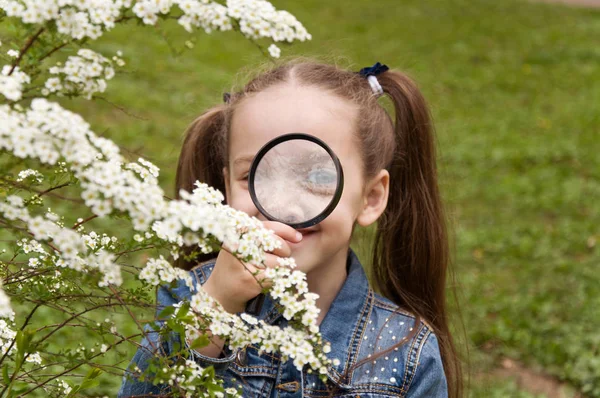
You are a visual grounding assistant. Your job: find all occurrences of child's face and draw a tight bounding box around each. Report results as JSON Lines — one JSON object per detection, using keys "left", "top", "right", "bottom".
{"left": 224, "top": 83, "right": 381, "bottom": 274}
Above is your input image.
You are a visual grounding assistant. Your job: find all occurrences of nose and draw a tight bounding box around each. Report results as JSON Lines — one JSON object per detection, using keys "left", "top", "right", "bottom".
{"left": 267, "top": 192, "right": 306, "bottom": 224}
{"left": 280, "top": 205, "right": 305, "bottom": 224}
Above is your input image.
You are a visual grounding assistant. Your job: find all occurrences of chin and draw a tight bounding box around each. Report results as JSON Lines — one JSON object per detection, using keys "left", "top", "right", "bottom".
{"left": 288, "top": 249, "right": 311, "bottom": 272}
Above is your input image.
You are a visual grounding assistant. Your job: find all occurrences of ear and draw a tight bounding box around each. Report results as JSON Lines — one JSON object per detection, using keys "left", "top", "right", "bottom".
{"left": 222, "top": 166, "right": 230, "bottom": 203}
{"left": 356, "top": 169, "right": 389, "bottom": 227}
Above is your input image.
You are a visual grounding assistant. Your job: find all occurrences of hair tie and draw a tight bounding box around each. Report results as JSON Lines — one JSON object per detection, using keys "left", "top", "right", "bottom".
{"left": 223, "top": 92, "right": 231, "bottom": 104}
{"left": 358, "top": 62, "right": 389, "bottom": 98}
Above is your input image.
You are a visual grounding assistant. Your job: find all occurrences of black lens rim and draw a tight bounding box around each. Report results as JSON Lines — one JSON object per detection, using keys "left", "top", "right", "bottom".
{"left": 248, "top": 133, "right": 344, "bottom": 230}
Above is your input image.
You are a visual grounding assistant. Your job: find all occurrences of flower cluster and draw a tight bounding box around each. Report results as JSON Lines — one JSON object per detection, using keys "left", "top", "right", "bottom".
{"left": 2, "top": 94, "right": 329, "bottom": 373}
{"left": 11, "top": 238, "right": 70, "bottom": 294}
{"left": 183, "top": 283, "right": 335, "bottom": 378}
{"left": 0, "top": 0, "right": 322, "bottom": 392}
{"left": 0, "top": 319, "right": 17, "bottom": 356}
{"left": 230, "top": 0, "right": 311, "bottom": 41}
{"left": 0, "top": 98, "right": 166, "bottom": 228}
{"left": 264, "top": 267, "right": 322, "bottom": 330}
{"left": 154, "top": 182, "right": 282, "bottom": 267}
{"left": 228, "top": 0, "right": 311, "bottom": 58}
{"left": 139, "top": 256, "right": 194, "bottom": 289}
{"left": 44, "top": 49, "right": 122, "bottom": 99}
{"left": 151, "top": 358, "right": 242, "bottom": 397}
{"left": 16, "top": 169, "right": 44, "bottom": 183}
{"left": 82, "top": 231, "right": 118, "bottom": 251}
{"left": 0, "top": 195, "right": 123, "bottom": 287}
{"left": 56, "top": 379, "right": 72, "bottom": 395}
{"left": 0, "top": 0, "right": 126, "bottom": 40}
{"left": 0, "top": 0, "right": 310, "bottom": 58}
{"left": 137, "top": 228, "right": 334, "bottom": 378}
{"left": 0, "top": 65, "right": 30, "bottom": 101}
{"left": 0, "top": 288, "right": 12, "bottom": 320}
{"left": 0, "top": 319, "right": 43, "bottom": 364}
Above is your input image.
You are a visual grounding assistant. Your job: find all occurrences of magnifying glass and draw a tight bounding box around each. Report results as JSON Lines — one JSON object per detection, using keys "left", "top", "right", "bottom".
{"left": 248, "top": 133, "right": 344, "bottom": 229}
{"left": 244, "top": 133, "right": 344, "bottom": 315}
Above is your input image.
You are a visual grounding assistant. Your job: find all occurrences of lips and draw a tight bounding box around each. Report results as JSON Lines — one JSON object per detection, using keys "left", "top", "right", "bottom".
{"left": 297, "top": 227, "right": 318, "bottom": 236}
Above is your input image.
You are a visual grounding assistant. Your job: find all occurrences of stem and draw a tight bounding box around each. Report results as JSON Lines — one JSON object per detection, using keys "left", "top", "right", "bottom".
{"left": 36, "top": 182, "right": 70, "bottom": 199}
{"left": 0, "top": 303, "right": 41, "bottom": 368}
{"left": 107, "top": 285, "right": 160, "bottom": 354}
{"left": 9, "top": 27, "right": 45, "bottom": 75}
{"left": 36, "top": 303, "right": 121, "bottom": 347}
{"left": 72, "top": 214, "right": 97, "bottom": 230}
{"left": 114, "top": 245, "right": 156, "bottom": 262}
{"left": 3, "top": 269, "right": 55, "bottom": 286}
{"left": 231, "top": 19, "right": 274, "bottom": 63}
{"left": 0, "top": 303, "right": 42, "bottom": 396}
{"left": 38, "top": 42, "right": 69, "bottom": 63}
{"left": 0, "top": 178, "right": 83, "bottom": 204}
{"left": 18, "top": 346, "right": 117, "bottom": 396}
{"left": 93, "top": 96, "right": 149, "bottom": 121}
{"left": 0, "top": 219, "right": 60, "bottom": 254}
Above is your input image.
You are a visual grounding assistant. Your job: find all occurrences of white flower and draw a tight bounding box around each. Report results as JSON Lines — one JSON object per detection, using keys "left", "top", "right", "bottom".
{"left": 268, "top": 44, "right": 280, "bottom": 58}
{"left": 25, "top": 352, "right": 42, "bottom": 365}
{"left": 7, "top": 49, "right": 19, "bottom": 58}
{"left": 0, "top": 288, "right": 12, "bottom": 319}
{"left": 0, "top": 65, "right": 30, "bottom": 101}
{"left": 0, "top": 0, "right": 331, "bottom": 382}
{"left": 57, "top": 380, "right": 72, "bottom": 395}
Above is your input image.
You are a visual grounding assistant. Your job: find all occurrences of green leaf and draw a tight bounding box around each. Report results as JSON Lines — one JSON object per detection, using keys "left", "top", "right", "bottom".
{"left": 189, "top": 335, "right": 210, "bottom": 350}
{"left": 66, "top": 367, "right": 102, "bottom": 397}
{"left": 2, "top": 364, "right": 9, "bottom": 386}
{"left": 158, "top": 305, "right": 175, "bottom": 319}
{"left": 15, "top": 329, "right": 34, "bottom": 368}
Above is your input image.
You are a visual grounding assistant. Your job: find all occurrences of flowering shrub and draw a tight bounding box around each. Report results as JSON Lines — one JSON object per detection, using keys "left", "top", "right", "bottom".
{"left": 0, "top": 1, "right": 334, "bottom": 396}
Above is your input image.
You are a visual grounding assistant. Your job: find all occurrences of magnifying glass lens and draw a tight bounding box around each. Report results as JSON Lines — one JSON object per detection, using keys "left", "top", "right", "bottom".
{"left": 250, "top": 134, "right": 344, "bottom": 229}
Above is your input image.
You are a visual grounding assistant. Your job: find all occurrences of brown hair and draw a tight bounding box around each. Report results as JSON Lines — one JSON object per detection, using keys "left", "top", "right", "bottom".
{"left": 174, "top": 58, "right": 465, "bottom": 397}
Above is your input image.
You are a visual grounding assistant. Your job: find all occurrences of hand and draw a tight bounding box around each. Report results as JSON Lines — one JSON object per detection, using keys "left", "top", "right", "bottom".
{"left": 201, "top": 220, "right": 302, "bottom": 314}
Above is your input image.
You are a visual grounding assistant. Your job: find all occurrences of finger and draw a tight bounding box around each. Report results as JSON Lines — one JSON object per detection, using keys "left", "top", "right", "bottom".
{"left": 245, "top": 253, "right": 291, "bottom": 286}
{"left": 263, "top": 220, "right": 302, "bottom": 244}
{"left": 242, "top": 254, "right": 279, "bottom": 290}
{"left": 267, "top": 235, "right": 293, "bottom": 258}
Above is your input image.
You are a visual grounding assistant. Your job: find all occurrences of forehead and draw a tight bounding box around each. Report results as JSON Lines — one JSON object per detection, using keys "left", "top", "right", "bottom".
{"left": 228, "top": 83, "right": 358, "bottom": 167}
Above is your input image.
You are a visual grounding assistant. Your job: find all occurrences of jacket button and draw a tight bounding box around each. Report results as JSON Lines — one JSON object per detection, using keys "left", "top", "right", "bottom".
{"left": 236, "top": 348, "right": 247, "bottom": 366}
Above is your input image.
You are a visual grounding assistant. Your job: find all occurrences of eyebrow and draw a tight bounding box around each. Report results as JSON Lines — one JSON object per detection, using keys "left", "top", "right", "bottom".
{"left": 232, "top": 155, "right": 254, "bottom": 168}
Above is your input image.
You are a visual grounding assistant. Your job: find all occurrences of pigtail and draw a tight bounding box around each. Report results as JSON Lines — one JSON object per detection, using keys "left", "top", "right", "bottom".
{"left": 173, "top": 105, "right": 228, "bottom": 270}
{"left": 372, "top": 70, "right": 464, "bottom": 398}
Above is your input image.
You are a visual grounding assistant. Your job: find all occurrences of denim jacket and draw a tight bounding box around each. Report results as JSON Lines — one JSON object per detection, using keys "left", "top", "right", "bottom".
{"left": 118, "top": 248, "right": 448, "bottom": 397}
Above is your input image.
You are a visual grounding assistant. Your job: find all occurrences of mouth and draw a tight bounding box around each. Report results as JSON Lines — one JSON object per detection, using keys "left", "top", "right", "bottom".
{"left": 296, "top": 227, "right": 319, "bottom": 237}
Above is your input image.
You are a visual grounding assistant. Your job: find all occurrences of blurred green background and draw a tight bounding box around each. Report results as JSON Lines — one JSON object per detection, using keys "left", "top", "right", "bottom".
{"left": 29, "top": 0, "right": 600, "bottom": 396}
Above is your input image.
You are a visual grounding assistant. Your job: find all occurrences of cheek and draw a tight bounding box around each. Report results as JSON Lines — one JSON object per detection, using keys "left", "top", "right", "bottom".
{"left": 321, "top": 195, "right": 359, "bottom": 233}
{"left": 228, "top": 183, "right": 258, "bottom": 216}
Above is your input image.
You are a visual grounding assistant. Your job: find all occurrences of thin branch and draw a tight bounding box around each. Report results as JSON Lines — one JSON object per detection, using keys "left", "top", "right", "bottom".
{"left": 114, "top": 245, "right": 156, "bottom": 262}
{"left": 38, "top": 42, "right": 69, "bottom": 63}
{"left": 0, "top": 303, "right": 41, "bottom": 367}
{"left": 36, "top": 303, "right": 124, "bottom": 346}
{"left": 93, "top": 96, "right": 149, "bottom": 121}
{"left": 72, "top": 214, "right": 98, "bottom": 230}
{"left": 9, "top": 27, "right": 45, "bottom": 75}
{"left": 36, "top": 182, "right": 70, "bottom": 199}
{"left": 107, "top": 285, "right": 158, "bottom": 353}
{"left": 0, "top": 178, "right": 83, "bottom": 204}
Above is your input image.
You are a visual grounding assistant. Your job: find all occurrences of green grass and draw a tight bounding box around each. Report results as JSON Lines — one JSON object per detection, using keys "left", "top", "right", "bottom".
{"left": 2, "top": 0, "right": 600, "bottom": 395}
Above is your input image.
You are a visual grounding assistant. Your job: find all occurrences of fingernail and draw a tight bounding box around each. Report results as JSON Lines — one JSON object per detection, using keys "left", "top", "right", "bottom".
{"left": 296, "top": 232, "right": 303, "bottom": 241}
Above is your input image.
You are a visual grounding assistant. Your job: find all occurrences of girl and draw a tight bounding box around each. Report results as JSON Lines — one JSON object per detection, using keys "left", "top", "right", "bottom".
{"left": 119, "top": 59, "right": 464, "bottom": 397}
